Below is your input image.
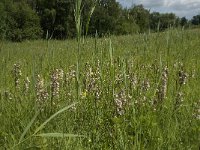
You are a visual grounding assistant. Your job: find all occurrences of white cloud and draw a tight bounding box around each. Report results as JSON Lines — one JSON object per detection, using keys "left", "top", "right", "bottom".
{"left": 117, "top": 0, "right": 200, "bottom": 18}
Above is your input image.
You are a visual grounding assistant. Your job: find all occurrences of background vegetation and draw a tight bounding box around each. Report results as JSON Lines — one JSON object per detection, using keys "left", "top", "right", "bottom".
{"left": 0, "top": 0, "right": 200, "bottom": 149}
{"left": 0, "top": 0, "right": 200, "bottom": 41}
{"left": 0, "top": 28, "right": 200, "bottom": 149}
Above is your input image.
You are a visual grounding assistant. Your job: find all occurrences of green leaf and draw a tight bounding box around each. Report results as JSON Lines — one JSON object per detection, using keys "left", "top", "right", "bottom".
{"left": 35, "top": 133, "right": 84, "bottom": 138}
{"left": 19, "top": 111, "right": 39, "bottom": 143}
{"left": 86, "top": 5, "right": 96, "bottom": 36}
{"left": 34, "top": 103, "right": 77, "bottom": 134}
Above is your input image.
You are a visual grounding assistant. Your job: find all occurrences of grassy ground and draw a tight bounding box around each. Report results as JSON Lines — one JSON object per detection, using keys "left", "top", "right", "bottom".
{"left": 0, "top": 29, "right": 200, "bottom": 149}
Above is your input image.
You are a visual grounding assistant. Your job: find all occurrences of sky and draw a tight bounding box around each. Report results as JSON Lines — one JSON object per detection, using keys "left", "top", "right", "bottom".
{"left": 116, "top": 0, "right": 200, "bottom": 19}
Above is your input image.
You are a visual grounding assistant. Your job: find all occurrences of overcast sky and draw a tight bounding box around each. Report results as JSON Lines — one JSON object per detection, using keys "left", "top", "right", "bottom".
{"left": 116, "top": 0, "right": 200, "bottom": 19}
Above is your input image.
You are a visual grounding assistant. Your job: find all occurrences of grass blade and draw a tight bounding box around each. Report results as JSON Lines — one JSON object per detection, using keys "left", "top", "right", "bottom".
{"left": 19, "top": 111, "right": 39, "bottom": 143}
{"left": 34, "top": 103, "right": 77, "bottom": 134}
{"left": 35, "top": 133, "right": 84, "bottom": 138}
{"left": 86, "top": 4, "right": 96, "bottom": 36}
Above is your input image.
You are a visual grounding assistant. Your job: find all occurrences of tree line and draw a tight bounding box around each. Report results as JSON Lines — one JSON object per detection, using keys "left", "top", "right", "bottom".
{"left": 0, "top": 0, "right": 200, "bottom": 42}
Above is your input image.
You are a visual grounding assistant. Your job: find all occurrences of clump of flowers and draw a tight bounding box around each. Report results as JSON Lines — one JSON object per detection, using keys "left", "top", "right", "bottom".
{"left": 178, "top": 69, "right": 188, "bottom": 86}
{"left": 65, "top": 65, "right": 76, "bottom": 84}
{"left": 174, "top": 92, "right": 184, "bottom": 110}
{"left": 176, "top": 62, "right": 188, "bottom": 86}
{"left": 193, "top": 100, "right": 200, "bottom": 120}
{"left": 83, "top": 62, "right": 101, "bottom": 100}
{"left": 51, "top": 69, "right": 64, "bottom": 99}
{"left": 115, "top": 73, "right": 123, "bottom": 88}
{"left": 24, "top": 77, "right": 30, "bottom": 94}
{"left": 129, "top": 73, "right": 138, "bottom": 90}
{"left": 13, "top": 63, "right": 22, "bottom": 89}
{"left": 142, "top": 79, "right": 150, "bottom": 92}
{"left": 35, "top": 75, "right": 48, "bottom": 109}
{"left": 84, "top": 63, "right": 96, "bottom": 92}
{"left": 114, "top": 90, "right": 127, "bottom": 115}
{"left": 157, "top": 66, "right": 168, "bottom": 101}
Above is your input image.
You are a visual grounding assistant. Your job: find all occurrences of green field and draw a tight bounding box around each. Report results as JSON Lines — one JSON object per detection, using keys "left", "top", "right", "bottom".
{"left": 0, "top": 29, "right": 200, "bottom": 149}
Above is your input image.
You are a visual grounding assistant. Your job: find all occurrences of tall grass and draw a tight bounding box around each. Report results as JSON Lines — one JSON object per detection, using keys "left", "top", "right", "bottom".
{"left": 0, "top": 29, "right": 200, "bottom": 149}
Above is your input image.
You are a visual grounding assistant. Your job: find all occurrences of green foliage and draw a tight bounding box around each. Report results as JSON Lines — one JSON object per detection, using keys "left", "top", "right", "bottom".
{"left": 129, "top": 4, "right": 150, "bottom": 32}
{"left": 159, "top": 13, "right": 177, "bottom": 29}
{"left": 180, "top": 17, "right": 188, "bottom": 27}
{"left": 36, "top": 0, "right": 76, "bottom": 39}
{"left": 3, "top": 1, "right": 42, "bottom": 42}
{"left": 150, "top": 12, "right": 179, "bottom": 31}
{"left": 0, "top": 29, "right": 200, "bottom": 149}
{"left": 0, "top": 0, "right": 200, "bottom": 41}
{"left": 150, "top": 12, "right": 161, "bottom": 31}
{"left": 88, "top": 0, "right": 122, "bottom": 36}
{"left": 0, "top": 2, "right": 6, "bottom": 40}
{"left": 115, "top": 21, "right": 139, "bottom": 35}
{"left": 191, "top": 14, "right": 200, "bottom": 25}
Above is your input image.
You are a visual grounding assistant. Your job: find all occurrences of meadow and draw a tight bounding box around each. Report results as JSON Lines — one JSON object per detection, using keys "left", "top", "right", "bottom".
{"left": 0, "top": 29, "right": 200, "bottom": 149}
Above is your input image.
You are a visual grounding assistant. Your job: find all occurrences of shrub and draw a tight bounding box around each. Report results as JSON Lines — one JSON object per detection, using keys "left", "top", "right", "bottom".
{"left": 0, "top": 2, "right": 6, "bottom": 40}
{"left": 5, "top": 1, "right": 42, "bottom": 42}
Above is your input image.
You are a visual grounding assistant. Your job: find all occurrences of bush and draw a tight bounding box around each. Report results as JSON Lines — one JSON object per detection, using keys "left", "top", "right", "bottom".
{"left": 4, "top": 1, "right": 42, "bottom": 42}
{"left": 115, "top": 21, "right": 139, "bottom": 35}
{"left": 0, "top": 2, "right": 6, "bottom": 40}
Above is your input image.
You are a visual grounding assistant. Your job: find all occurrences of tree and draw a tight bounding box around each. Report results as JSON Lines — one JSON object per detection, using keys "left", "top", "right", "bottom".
{"left": 150, "top": 12, "right": 160, "bottom": 31}
{"left": 191, "top": 15, "right": 200, "bottom": 25}
{"left": 35, "top": 0, "right": 76, "bottom": 39}
{"left": 0, "top": 2, "right": 6, "bottom": 39}
{"left": 129, "top": 5, "right": 150, "bottom": 33}
{"left": 2, "top": 0, "right": 199, "bottom": 41}
{"left": 180, "top": 17, "right": 188, "bottom": 26}
{"left": 89, "top": 0, "right": 122, "bottom": 36}
{"left": 159, "top": 13, "right": 177, "bottom": 30}
{"left": 115, "top": 8, "right": 139, "bottom": 35}
{"left": 2, "top": 0, "right": 42, "bottom": 42}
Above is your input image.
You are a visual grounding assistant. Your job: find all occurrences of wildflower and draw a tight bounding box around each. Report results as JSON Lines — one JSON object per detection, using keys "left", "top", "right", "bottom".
{"left": 95, "top": 88, "right": 101, "bottom": 100}
{"left": 65, "top": 65, "right": 76, "bottom": 83}
{"left": 142, "top": 79, "right": 150, "bottom": 91}
{"left": 58, "top": 69, "right": 64, "bottom": 81}
{"left": 115, "top": 73, "right": 123, "bottom": 85}
{"left": 36, "top": 75, "right": 44, "bottom": 97}
{"left": 178, "top": 63, "right": 188, "bottom": 86}
{"left": 35, "top": 75, "right": 48, "bottom": 108}
{"left": 81, "top": 90, "right": 87, "bottom": 99}
{"left": 193, "top": 100, "right": 200, "bottom": 120}
{"left": 96, "top": 59, "right": 101, "bottom": 79}
{"left": 51, "top": 69, "right": 63, "bottom": 98}
{"left": 128, "top": 73, "right": 138, "bottom": 90}
{"left": 84, "top": 64, "right": 96, "bottom": 93}
{"left": 161, "top": 66, "right": 168, "bottom": 98}
{"left": 13, "top": 63, "right": 22, "bottom": 89}
{"left": 157, "top": 66, "right": 168, "bottom": 101}
{"left": 178, "top": 70, "right": 188, "bottom": 86}
{"left": 24, "top": 77, "right": 30, "bottom": 93}
{"left": 114, "top": 90, "right": 127, "bottom": 115}
{"left": 174, "top": 92, "right": 184, "bottom": 110}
